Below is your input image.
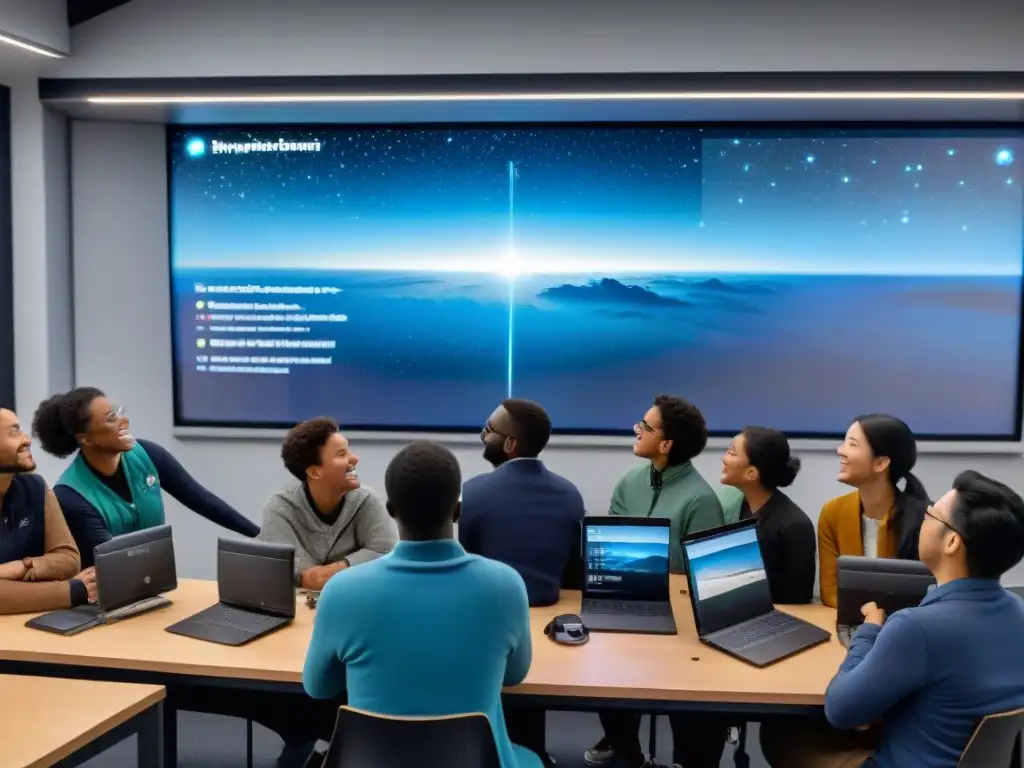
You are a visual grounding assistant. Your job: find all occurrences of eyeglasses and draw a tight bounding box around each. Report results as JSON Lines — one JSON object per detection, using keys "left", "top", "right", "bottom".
{"left": 635, "top": 420, "right": 658, "bottom": 434}
{"left": 104, "top": 405, "right": 126, "bottom": 425}
{"left": 480, "top": 423, "right": 512, "bottom": 444}
{"left": 925, "top": 508, "right": 963, "bottom": 538}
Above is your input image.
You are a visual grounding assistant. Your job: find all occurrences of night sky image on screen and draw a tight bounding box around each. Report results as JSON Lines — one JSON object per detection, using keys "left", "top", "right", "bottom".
{"left": 169, "top": 126, "right": 1023, "bottom": 435}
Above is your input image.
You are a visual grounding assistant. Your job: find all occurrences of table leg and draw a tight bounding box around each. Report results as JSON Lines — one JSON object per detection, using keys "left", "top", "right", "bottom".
{"left": 138, "top": 701, "right": 165, "bottom": 768}
{"left": 162, "top": 698, "right": 178, "bottom": 766}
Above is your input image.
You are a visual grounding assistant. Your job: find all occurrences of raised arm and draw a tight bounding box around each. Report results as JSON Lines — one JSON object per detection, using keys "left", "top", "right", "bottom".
{"left": 23, "top": 489, "right": 81, "bottom": 581}
{"left": 54, "top": 485, "right": 111, "bottom": 569}
{"left": 139, "top": 440, "right": 259, "bottom": 537}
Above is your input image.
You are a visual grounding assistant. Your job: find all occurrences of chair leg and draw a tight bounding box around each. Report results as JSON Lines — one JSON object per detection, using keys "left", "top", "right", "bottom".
{"left": 246, "top": 718, "right": 253, "bottom": 768}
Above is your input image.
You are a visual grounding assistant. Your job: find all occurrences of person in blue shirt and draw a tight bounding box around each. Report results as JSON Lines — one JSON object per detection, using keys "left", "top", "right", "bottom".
{"left": 764, "top": 469, "right": 1024, "bottom": 768}
{"left": 32, "top": 387, "right": 258, "bottom": 566}
{"left": 304, "top": 440, "right": 543, "bottom": 768}
{"left": 461, "top": 399, "right": 585, "bottom": 766}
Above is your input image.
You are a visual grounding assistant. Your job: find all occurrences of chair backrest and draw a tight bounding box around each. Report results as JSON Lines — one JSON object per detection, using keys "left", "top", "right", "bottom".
{"left": 958, "top": 707, "right": 1024, "bottom": 768}
{"left": 320, "top": 706, "right": 502, "bottom": 768}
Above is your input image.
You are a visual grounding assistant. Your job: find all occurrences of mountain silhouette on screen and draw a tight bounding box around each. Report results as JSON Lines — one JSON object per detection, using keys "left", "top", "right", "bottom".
{"left": 540, "top": 278, "right": 688, "bottom": 307}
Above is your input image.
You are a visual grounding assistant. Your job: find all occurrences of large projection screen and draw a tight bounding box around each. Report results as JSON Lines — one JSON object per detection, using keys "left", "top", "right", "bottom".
{"left": 168, "top": 125, "right": 1024, "bottom": 441}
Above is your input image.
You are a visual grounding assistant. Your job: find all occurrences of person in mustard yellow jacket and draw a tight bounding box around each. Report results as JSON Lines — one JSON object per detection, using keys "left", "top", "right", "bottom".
{"left": 818, "top": 414, "right": 930, "bottom": 608}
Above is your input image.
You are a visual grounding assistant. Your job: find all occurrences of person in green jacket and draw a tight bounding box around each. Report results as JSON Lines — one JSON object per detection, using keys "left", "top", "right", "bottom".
{"left": 587, "top": 394, "right": 726, "bottom": 768}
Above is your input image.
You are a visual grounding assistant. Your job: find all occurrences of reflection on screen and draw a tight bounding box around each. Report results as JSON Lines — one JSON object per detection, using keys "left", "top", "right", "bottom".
{"left": 686, "top": 527, "right": 772, "bottom": 633}
{"left": 585, "top": 524, "right": 670, "bottom": 600}
{"left": 168, "top": 127, "right": 1024, "bottom": 437}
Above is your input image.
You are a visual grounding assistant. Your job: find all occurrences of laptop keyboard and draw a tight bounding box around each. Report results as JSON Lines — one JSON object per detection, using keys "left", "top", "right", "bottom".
{"left": 194, "top": 604, "right": 285, "bottom": 633}
{"left": 714, "top": 611, "right": 801, "bottom": 651}
{"left": 584, "top": 600, "right": 671, "bottom": 617}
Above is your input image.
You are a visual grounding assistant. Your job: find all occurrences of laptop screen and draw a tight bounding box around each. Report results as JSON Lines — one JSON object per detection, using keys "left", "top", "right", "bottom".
{"left": 683, "top": 524, "right": 773, "bottom": 635}
{"left": 584, "top": 522, "right": 670, "bottom": 601}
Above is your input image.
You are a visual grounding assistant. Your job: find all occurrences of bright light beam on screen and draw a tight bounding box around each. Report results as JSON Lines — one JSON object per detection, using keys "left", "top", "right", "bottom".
{"left": 506, "top": 160, "right": 516, "bottom": 399}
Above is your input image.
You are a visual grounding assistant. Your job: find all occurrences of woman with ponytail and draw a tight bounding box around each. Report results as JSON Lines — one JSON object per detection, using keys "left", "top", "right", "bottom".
{"left": 720, "top": 426, "right": 816, "bottom": 604}
{"left": 817, "top": 414, "right": 929, "bottom": 608}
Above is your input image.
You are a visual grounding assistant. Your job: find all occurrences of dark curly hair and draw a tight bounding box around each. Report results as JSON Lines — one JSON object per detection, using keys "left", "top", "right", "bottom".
{"left": 385, "top": 440, "right": 462, "bottom": 539}
{"left": 502, "top": 398, "right": 552, "bottom": 458}
{"left": 32, "top": 387, "right": 106, "bottom": 458}
{"left": 654, "top": 394, "right": 708, "bottom": 466}
{"left": 281, "top": 417, "right": 339, "bottom": 481}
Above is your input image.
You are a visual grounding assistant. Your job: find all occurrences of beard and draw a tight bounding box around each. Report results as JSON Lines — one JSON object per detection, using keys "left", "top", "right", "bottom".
{"left": 482, "top": 441, "right": 507, "bottom": 468}
{"left": 0, "top": 460, "right": 35, "bottom": 474}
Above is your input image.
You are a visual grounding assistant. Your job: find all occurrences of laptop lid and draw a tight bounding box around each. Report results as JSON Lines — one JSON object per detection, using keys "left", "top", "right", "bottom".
{"left": 582, "top": 516, "right": 671, "bottom": 602}
{"left": 836, "top": 555, "right": 935, "bottom": 626}
{"left": 94, "top": 525, "right": 178, "bottom": 612}
{"left": 682, "top": 519, "right": 774, "bottom": 637}
{"left": 216, "top": 538, "right": 295, "bottom": 618}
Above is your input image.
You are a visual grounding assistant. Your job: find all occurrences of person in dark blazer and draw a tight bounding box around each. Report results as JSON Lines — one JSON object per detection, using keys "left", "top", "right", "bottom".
{"left": 460, "top": 398, "right": 585, "bottom": 768}
{"left": 460, "top": 398, "right": 585, "bottom": 606}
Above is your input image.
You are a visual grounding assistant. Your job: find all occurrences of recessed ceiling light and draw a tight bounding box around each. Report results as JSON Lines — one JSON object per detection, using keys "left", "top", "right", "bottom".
{"left": 84, "top": 90, "right": 1024, "bottom": 105}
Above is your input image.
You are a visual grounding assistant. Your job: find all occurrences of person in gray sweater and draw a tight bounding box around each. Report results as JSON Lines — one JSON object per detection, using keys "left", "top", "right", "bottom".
{"left": 259, "top": 417, "right": 397, "bottom": 590}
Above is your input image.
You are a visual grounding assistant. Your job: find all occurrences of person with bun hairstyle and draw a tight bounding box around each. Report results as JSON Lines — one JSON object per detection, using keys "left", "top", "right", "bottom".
{"left": 817, "top": 414, "right": 929, "bottom": 608}
{"left": 33, "top": 388, "right": 259, "bottom": 567}
{"left": 720, "top": 426, "right": 816, "bottom": 604}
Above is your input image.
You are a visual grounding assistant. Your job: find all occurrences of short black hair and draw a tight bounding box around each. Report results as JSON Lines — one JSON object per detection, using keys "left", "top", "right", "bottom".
{"left": 281, "top": 417, "right": 339, "bottom": 481}
{"left": 654, "top": 394, "right": 708, "bottom": 465}
{"left": 384, "top": 441, "right": 461, "bottom": 539}
{"left": 742, "top": 426, "right": 801, "bottom": 490}
{"left": 502, "top": 398, "right": 552, "bottom": 458}
{"left": 32, "top": 387, "right": 105, "bottom": 458}
{"left": 950, "top": 470, "right": 1024, "bottom": 579}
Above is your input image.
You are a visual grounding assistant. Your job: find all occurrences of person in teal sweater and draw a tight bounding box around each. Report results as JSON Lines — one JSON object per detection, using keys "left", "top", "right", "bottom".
{"left": 588, "top": 394, "right": 725, "bottom": 768}
{"left": 303, "top": 440, "right": 543, "bottom": 768}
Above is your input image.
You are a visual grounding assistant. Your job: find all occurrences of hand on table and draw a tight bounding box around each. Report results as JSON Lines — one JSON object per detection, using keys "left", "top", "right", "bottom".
{"left": 75, "top": 567, "right": 98, "bottom": 603}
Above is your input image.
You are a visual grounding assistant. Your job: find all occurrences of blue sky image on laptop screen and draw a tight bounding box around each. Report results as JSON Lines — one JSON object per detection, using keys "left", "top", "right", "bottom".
{"left": 686, "top": 528, "right": 770, "bottom": 630}
{"left": 586, "top": 524, "right": 670, "bottom": 598}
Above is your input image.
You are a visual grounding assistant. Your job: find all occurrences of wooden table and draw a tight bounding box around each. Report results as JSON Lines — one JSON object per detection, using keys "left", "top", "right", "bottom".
{"left": 0, "top": 577, "right": 844, "bottom": 763}
{"left": 0, "top": 675, "right": 164, "bottom": 768}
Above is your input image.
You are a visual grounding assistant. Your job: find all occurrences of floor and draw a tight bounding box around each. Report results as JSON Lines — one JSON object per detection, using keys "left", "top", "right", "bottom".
{"left": 81, "top": 709, "right": 771, "bottom": 767}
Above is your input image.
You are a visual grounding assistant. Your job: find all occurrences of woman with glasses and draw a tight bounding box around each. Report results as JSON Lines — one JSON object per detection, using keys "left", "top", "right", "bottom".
{"left": 32, "top": 387, "right": 258, "bottom": 567}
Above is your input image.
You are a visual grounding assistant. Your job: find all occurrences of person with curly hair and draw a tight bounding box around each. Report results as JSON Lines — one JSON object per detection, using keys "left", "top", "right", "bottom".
{"left": 587, "top": 395, "right": 725, "bottom": 768}
{"left": 259, "top": 417, "right": 396, "bottom": 591}
{"left": 32, "top": 388, "right": 258, "bottom": 567}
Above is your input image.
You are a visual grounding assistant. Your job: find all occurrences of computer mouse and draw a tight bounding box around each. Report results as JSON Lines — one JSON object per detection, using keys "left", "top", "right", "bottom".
{"left": 544, "top": 613, "right": 589, "bottom": 646}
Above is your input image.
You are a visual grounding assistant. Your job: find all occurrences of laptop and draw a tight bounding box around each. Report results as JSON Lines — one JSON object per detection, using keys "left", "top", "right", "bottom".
{"left": 681, "top": 519, "right": 830, "bottom": 667}
{"left": 836, "top": 555, "right": 935, "bottom": 647}
{"left": 165, "top": 538, "right": 295, "bottom": 646}
{"left": 579, "top": 516, "right": 677, "bottom": 634}
{"left": 26, "top": 525, "right": 177, "bottom": 636}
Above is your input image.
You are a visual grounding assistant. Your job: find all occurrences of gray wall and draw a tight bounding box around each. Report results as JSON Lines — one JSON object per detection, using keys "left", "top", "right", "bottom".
{"left": 0, "top": 0, "right": 69, "bottom": 53}
{"left": 59, "top": 0, "right": 1024, "bottom": 78}
{"left": 70, "top": 120, "right": 1024, "bottom": 582}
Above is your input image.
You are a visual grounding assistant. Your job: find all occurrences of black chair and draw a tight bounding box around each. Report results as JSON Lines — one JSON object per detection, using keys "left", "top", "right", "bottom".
{"left": 307, "top": 706, "right": 502, "bottom": 768}
{"left": 959, "top": 708, "right": 1024, "bottom": 768}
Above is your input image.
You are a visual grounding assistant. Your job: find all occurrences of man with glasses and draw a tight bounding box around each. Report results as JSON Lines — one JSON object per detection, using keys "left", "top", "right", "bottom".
{"left": 586, "top": 394, "right": 725, "bottom": 768}
{"left": 764, "top": 470, "right": 1024, "bottom": 768}
{"left": 460, "top": 399, "right": 585, "bottom": 767}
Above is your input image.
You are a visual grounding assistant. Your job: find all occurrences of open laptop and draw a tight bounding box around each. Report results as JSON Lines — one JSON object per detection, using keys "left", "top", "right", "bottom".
{"left": 681, "top": 519, "right": 830, "bottom": 667}
{"left": 836, "top": 555, "right": 935, "bottom": 647}
{"left": 166, "top": 538, "right": 295, "bottom": 646}
{"left": 579, "top": 516, "right": 677, "bottom": 634}
{"left": 26, "top": 525, "right": 177, "bottom": 636}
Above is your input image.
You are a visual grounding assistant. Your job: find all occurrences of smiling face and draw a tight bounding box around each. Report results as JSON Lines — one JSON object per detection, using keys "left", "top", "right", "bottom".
{"left": 720, "top": 432, "right": 758, "bottom": 488}
{"left": 0, "top": 409, "right": 35, "bottom": 473}
{"left": 79, "top": 396, "right": 135, "bottom": 454}
{"left": 308, "top": 432, "right": 360, "bottom": 493}
{"left": 837, "top": 420, "right": 888, "bottom": 487}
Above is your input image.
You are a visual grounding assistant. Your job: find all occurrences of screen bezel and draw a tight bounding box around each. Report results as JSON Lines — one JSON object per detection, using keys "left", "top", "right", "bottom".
{"left": 582, "top": 515, "right": 672, "bottom": 602}
{"left": 166, "top": 121, "right": 1024, "bottom": 440}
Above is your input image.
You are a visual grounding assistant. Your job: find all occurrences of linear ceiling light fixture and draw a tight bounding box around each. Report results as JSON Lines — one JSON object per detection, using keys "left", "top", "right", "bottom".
{"left": 85, "top": 90, "right": 1024, "bottom": 104}
{"left": 0, "top": 32, "right": 67, "bottom": 58}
